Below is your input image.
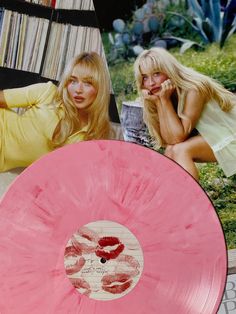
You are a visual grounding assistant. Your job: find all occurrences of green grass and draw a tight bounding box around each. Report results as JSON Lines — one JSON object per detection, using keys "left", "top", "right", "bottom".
{"left": 109, "top": 62, "right": 137, "bottom": 113}
{"left": 172, "top": 35, "right": 236, "bottom": 92}
{"left": 199, "top": 163, "right": 236, "bottom": 249}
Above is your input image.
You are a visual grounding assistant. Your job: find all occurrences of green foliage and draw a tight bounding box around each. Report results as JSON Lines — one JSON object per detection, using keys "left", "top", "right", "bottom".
{"left": 107, "top": 0, "right": 236, "bottom": 64}
{"left": 109, "top": 62, "right": 137, "bottom": 112}
{"left": 199, "top": 163, "right": 236, "bottom": 249}
{"left": 187, "top": 0, "right": 236, "bottom": 47}
{"left": 108, "top": 0, "right": 202, "bottom": 64}
{"left": 101, "top": 32, "right": 112, "bottom": 56}
{"left": 163, "top": 2, "right": 201, "bottom": 41}
{"left": 219, "top": 222, "right": 236, "bottom": 250}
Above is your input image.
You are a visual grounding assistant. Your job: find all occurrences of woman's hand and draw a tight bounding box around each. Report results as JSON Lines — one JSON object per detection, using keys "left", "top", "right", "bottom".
{"left": 141, "top": 89, "right": 160, "bottom": 105}
{"left": 159, "top": 79, "right": 175, "bottom": 101}
{"left": 141, "top": 79, "right": 175, "bottom": 105}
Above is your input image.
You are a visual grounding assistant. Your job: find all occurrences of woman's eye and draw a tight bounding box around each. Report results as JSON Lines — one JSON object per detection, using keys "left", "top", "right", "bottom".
{"left": 153, "top": 72, "right": 160, "bottom": 77}
{"left": 83, "top": 81, "right": 92, "bottom": 86}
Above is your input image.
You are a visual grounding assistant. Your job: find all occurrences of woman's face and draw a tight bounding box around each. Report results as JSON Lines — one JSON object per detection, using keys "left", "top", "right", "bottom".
{"left": 67, "top": 64, "right": 98, "bottom": 110}
{"left": 141, "top": 69, "right": 169, "bottom": 95}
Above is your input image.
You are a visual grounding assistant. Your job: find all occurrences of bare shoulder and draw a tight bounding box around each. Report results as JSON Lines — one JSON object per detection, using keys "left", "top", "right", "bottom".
{"left": 185, "top": 89, "right": 206, "bottom": 106}
{"left": 181, "top": 89, "right": 206, "bottom": 130}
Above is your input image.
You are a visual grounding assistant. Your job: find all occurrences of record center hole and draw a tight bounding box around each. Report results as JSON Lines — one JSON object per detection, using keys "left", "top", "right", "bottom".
{"left": 100, "top": 257, "right": 107, "bottom": 264}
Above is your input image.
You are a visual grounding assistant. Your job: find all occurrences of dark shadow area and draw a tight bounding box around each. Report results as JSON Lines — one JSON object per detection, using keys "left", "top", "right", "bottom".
{"left": 93, "top": 0, "right": 145, "bottom": 31}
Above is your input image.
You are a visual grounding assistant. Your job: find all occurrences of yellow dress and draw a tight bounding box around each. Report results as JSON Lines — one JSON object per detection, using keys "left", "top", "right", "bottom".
{"left": 0, "top": 82, "right": 85, "bottom": 172}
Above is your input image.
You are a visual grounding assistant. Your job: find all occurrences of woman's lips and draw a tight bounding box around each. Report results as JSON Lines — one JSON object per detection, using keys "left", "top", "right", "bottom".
{"left": 150, "top": 86, "right": 161, "bottom": 94}
{"left": 73, "top": 96, "right": 85, "bottom": 103}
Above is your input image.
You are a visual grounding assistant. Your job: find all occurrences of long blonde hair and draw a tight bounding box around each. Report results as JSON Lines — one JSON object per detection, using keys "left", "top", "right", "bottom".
{"left": 134, "top": 47, "right": 235, "bottom": 148}
{"left": 52, "top": 52, "right": 111, "bottom": 147}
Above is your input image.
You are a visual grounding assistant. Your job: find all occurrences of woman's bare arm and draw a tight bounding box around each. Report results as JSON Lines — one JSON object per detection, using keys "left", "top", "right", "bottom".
{"left": 0, "top": 91, "right": 7, "bottom": 108}
{"left": 157, "top": 87, "right": 205, "bottom": 145}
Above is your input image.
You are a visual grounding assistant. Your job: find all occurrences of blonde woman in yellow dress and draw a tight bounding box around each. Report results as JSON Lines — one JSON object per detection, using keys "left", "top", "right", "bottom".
{"left": 134, "top": 47, "right": 236, "bottom": 181}
{"left": 0, "top": 52, "right": 112, "bottom": 172}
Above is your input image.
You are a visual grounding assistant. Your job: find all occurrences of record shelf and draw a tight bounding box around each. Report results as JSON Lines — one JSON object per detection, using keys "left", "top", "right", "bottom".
{"left": 0, "top": 0, "right": 119, "bottom": 122}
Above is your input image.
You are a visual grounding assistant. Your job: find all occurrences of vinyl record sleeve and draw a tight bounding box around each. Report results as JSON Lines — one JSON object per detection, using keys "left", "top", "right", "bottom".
{"left": 0, "top": 140, "right": 227, "bottom": 314}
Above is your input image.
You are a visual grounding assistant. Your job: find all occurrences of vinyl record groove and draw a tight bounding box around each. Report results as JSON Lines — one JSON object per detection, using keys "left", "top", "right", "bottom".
{"left": 0, "top": 140, "right": 227, "bottom": 313}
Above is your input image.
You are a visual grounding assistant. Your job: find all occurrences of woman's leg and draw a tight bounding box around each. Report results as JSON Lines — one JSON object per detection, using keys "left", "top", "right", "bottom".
{"left": 164, "top": 135, "right": 217, "bottom": 181}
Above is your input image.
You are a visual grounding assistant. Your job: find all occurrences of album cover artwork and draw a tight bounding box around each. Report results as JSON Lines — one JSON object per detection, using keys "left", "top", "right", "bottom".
{"left": 0, "top": 0, "right": 235, "bottom": 313}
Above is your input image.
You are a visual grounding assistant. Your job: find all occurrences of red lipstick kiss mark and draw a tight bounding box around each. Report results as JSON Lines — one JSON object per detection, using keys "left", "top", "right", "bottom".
{"left": 64, "top": 245, "right": 81, "bottom": 257}
{"left": 96, "top": 236, "right": 124, "bottom": 260}
{"left": 65, "top": 256, "right": 86, "bottom": 275}
{"left": 102, "top": 273, "right": 132, "bottom": 294}
{"left": 78, "top": 226, "right": 99, "bottom": 243}
{"left": 71, "top": 235, "right": 97, "bottom": 254}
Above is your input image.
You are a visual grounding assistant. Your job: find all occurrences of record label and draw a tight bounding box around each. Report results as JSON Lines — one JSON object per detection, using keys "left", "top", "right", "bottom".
{"left": 64, "top": 220, "right": 144, "bottom": 300}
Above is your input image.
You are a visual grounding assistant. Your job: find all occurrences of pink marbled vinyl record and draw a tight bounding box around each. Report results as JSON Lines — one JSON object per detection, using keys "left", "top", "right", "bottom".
{"left": 0, "top": 140, "right": 227, "bottom": 314}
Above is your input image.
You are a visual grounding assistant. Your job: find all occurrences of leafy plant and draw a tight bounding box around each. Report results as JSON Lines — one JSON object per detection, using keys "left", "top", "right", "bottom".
{"left": 187, "top": 0, "right": 236, "bottom": 47}
{"left": 107, "top": 0, "right": 202, "bottom": 63}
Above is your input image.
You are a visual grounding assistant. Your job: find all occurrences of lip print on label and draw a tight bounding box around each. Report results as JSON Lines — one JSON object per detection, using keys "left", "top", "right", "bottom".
{"left": 64, "top": 220, "right": 144, "bottom": 301}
